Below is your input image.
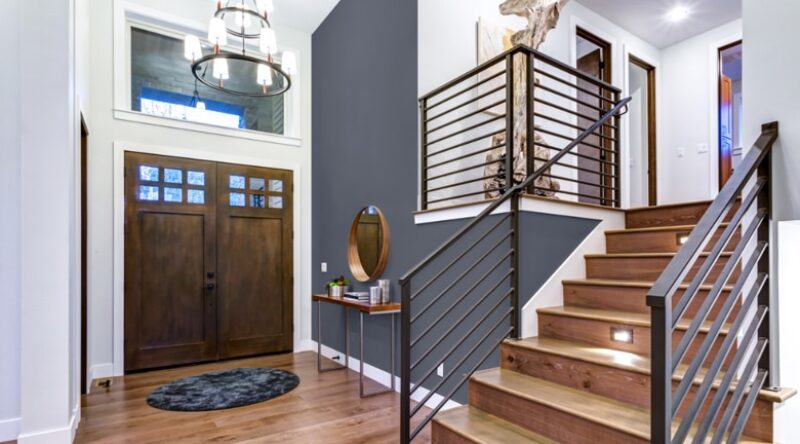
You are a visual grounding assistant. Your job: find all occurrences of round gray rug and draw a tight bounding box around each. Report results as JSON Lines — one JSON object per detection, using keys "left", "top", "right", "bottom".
{"left": 147, "top": 368, "right": 300, "bottom": 411}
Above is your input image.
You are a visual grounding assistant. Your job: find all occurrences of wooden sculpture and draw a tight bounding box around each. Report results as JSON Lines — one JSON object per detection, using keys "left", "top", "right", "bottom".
{"left": 484, "top": 0, "right": 569, "bottom": 198}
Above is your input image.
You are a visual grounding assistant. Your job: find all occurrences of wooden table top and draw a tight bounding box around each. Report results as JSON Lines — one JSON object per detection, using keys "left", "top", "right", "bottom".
{"left": 313, "top": 294, "right": 401, "bottom": 314}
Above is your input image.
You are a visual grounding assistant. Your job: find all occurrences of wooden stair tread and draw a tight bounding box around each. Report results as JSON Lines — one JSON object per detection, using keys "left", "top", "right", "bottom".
{"left": 536, "top": 306, "right": 731, "bottom": 335}
{"left": 434, "top": 406, "right": 558, "bottom": 444}
{"left": 626, "top": 199, "right": 714, "bottom": 213}
{"left": 504, "top": 337, "right": 794, "bottom": 403}
{"left": 604, "top": 223, "right": 729, "bottom": 235}
{"left": 584, "top": 252, "right": 733, "bottom": 259}
{"left": 561, "top": 278, "right": 733, "bottom": 291}
{"left": 471, "top": 369, "right": 770, "bottom": 443}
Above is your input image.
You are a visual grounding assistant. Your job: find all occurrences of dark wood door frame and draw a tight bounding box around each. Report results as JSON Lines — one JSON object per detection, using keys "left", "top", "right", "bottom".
{"left": 80, "top": 114, "right": 89, "bottom": 394}
{"left": 717, "top": 39, "right": 742, "bottom": 190}
{"left": 629, "top": 55, "right": 658, "bottom": 206}
{"left": 576, "top": 27, "right": 612, "bottom": 85}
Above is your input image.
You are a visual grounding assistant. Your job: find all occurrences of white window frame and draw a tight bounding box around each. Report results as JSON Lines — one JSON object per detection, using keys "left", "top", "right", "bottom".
{"left": 113, "top": 0, "right": 302, "bottom": 147}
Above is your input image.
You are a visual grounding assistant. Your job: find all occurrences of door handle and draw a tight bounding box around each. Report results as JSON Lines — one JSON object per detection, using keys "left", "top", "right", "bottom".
{"left": 206, "top": 283, "right": 216, "bottom": 290}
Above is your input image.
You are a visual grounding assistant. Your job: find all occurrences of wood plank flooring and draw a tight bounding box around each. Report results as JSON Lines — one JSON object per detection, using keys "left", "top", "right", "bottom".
{"left": 76, "top": 351, "right": 429, "bottom": 443}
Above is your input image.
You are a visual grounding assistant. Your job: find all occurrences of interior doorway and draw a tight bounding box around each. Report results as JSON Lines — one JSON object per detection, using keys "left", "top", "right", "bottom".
{"left": 124, "top": 152, "right": 294, "bottom": 372}
{"left": 628, "top": 56, "right": 657, "bottom": 207}
{"left": 718, "top": 40, "right": 743, "bottom": 189}
{"left": 575, "top": 27, "right": 613, "bottom": 205}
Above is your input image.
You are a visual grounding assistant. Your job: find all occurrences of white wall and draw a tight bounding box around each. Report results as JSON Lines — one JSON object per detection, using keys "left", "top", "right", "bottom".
{"left": 0, "top": 0, "right": 22, "bottom": 441}
{"left": 87, "top": 0, "right": 313, "bottom": 378}
{"left": 743, "top": 0, "right": 800, "bottom": 440}
{"left": 660, "top": 19, "right": 742, "bottom": 204}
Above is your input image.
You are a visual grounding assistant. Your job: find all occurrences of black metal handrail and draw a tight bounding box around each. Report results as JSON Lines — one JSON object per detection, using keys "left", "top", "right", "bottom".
{"left": 399, "top": 91, "right": 630, "bottom": 442}
{"left": 647, "top": 122, "right": 779, "bottom": 443}
{"left": 419, "top": 44, "right": 623, "bottom": 210}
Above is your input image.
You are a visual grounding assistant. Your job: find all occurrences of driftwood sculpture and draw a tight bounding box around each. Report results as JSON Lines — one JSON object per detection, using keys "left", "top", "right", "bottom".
{"left": 484, "top": 0, "right": 569, "bottom": 198}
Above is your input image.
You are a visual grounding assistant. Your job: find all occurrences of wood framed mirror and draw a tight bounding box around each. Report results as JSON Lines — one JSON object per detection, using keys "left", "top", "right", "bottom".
{"left": 348, "top": 206, "right": 391, "bottom": 282}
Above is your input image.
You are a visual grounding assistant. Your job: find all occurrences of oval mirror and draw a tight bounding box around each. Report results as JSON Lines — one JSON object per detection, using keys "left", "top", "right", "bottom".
{"left": 348, "top": 206, "right": 390, "bottom": 282}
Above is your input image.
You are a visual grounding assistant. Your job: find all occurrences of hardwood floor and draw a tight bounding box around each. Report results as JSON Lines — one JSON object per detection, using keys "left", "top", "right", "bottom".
{"left": 76, "top": 351, "right": 429, "bottom": 443}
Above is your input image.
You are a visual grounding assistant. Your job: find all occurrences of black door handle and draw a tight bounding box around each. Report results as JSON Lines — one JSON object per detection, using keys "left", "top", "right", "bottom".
{"left": 206, "top": 283, "right": 216, "bottom": 290}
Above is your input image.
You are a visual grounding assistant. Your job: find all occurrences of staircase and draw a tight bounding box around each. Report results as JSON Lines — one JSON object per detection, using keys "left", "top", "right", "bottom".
{"left": 430, "top": 200, "right": 795, "bottom": 444}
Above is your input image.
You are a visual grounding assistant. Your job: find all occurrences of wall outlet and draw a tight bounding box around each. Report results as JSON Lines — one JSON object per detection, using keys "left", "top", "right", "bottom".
{"left": 437, "top": 363, "right": 444, "bottom": 377}
{"left": 697, "top": 143, "right": 709, "bottom": 153}
{"left": 321, "top": 262, "right": 327, "bottom": 273}
{"left": 677, "top": 147, "right": 686, "bottom": 158}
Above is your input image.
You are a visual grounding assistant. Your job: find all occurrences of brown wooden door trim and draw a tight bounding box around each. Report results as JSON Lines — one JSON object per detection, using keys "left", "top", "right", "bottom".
{"left": 629, "top": 55, "right": 658, "bottom": 206}
{"left": 717, "top": 40, "right": 742, "bottom": 190}
{"left": 80, "top": 114, "right": 89, "bottom": 394}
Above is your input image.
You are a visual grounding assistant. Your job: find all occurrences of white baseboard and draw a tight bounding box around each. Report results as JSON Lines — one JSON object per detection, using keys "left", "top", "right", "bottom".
{"left": 307, "top": 340, "right": 461, "bottom": 412}
{"left": 0, "top": 417, "right": 20, "bottom": 442}
{"left": 89, "top": 363, "right": 114, "bottom": 384}
{"left": 17, "top": 425, "right": 72, "bottom": 444}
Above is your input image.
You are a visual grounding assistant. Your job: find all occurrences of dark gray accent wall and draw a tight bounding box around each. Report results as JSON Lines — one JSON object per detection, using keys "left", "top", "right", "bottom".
{"left": 311, "top": 0, "right": 600, "bottom": 403}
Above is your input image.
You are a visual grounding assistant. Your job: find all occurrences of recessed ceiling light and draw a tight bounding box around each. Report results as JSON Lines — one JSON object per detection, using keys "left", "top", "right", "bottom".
{"left": 667, "top": 5, "right": 691, "bottom": 22}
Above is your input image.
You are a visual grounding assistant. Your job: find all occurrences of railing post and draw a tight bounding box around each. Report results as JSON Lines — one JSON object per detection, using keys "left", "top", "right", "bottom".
{"left": 648, "top": 295, "right": 672, "bottom": 444}
{"left": 420, "top": 99, "right": 428, "bottom": 211}
{"left": 758, "top": 121, "right": 777, "bottom": 389}
{"left": 525, "top": 52, "right": 536, "bottom": 196}
{"left": 613, "top": 90, "right": 622, "bottom": 207}
{"left": 400, "top": 280, "right": 411, "bottom": 444}
{"left": 510, "top": 192, "right": 520, "bottom": 339}
{"left": 504, "top": 53, "right": 515, "bottom": 194}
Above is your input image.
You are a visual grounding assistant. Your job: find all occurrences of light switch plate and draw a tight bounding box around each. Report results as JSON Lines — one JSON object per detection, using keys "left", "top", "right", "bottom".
{"left": 697, "top": 143, "right": 709, "bottom": 153}
{"left": 677, "top": 147, "right": 686, "bottom": 158}
{"left": 321, "top": 262, "right": 328, "bottom": 273}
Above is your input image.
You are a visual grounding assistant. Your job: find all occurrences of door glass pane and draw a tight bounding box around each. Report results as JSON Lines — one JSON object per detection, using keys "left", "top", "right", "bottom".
{"left": 187, "top": 171, "right": 205, "bottom": 186}
{"left": 269, "top": 196, "right": 283, "bottom": 209}
{"left": 251, "top": 194, "right": 266, "bottom": 208}
{"left": 229, "top": 175, "right": 246, "bottom": 189}
{"left": 188, "top": 189, "right": 205, "bottom": 204}
{"left": 164, "top": 187, "right": 183, "bottom": 203}
{"left": 139, "top": 165, "right": 160, "bottom": 182}
{"left": 138, "top": 185, "right": 159, "bottom": 201}
{"left": 230, "top": 192, "right": 246, "bottom": 207}
{"left": 269, "top": 179, "right": 283, "bottom": 193}
{"left": 164, "top": 168, "right": 183, "bottom": 184}
{"left": 250, "top": 178, "right": 266, "bottom": 191}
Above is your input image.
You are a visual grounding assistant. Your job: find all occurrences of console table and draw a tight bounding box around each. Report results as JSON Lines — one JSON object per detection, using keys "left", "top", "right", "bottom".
{"left": 313, "top": 293, "right": 400, "bottom": 397}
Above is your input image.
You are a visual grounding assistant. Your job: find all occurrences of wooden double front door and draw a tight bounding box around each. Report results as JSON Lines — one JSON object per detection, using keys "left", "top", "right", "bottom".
{"left": 124, "top": 152, "right": 293, "bottom": 372}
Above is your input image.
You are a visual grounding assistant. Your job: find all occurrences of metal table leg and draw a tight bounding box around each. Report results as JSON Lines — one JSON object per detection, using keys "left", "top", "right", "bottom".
{"left": 359, "top": 311, "right": 396, "bottom": 398}
{"left": 317, "top": 300, "right": 349, "bottom": 373}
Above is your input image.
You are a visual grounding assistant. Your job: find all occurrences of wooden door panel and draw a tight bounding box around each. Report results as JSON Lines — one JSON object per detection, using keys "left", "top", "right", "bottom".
{"left": 138, "top": 213, "right": 207, "bottom": 348}
{"left": 217, "top": 164, "right": 294, "bottom": 358}
{"left": 577, "top": 49, "right": 603, "bottom": 204}
{"left": 124, "top": 152, "right": 217, "bottom": 372}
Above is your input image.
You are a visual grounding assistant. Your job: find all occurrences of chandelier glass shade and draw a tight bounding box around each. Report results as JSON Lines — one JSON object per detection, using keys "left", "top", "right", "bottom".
{"left": 185, "top": 0, "right": 295, "bottom": 98}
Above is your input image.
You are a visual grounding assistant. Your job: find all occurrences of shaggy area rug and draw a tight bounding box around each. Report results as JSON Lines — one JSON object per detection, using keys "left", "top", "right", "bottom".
{"left": 147, "top": 368, "right": 300, "bottom": 411}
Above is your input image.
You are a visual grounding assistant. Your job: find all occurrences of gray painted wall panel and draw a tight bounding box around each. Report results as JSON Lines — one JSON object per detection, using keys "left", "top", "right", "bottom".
{"left": 311, "top": 0, "right": 599, "bottom": 404}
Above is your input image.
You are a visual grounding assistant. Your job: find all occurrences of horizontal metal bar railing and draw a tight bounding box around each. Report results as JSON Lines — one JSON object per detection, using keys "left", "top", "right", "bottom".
{"left": 647, "top": 122, "right": 779, "bottom": 444}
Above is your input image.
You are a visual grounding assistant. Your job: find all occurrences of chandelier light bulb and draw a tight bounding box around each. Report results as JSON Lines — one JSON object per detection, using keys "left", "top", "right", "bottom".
{"left": 213, "top": 58, "right": 230, "bottom": 80}
{"left": 208, "top": 17, "right": 228, "bottom": 46}
{"left": 282, "top": 51, "right": 297, "bottom": 76}
{"left": 256, "top": 0, "right": 275, "bottom": 15}
{"left": 184, "top": 35, "right": 203, "bottom": 61}
{"left": 259, "top": 28, "right": 278, "bottom": 55}
{"left": 196, "top": 101, "right": 206, "bottom": 110}
{"left": 257, "top": 64, "right": 273, "bottom": 87}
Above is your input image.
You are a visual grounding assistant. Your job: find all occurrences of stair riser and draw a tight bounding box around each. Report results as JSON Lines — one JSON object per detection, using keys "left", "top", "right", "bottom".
{"left": 625, "top": 201, "right": 739, "bottom": 229}
{"left": 563, "top": 283, "right": 740, "bottom": 320}
{"left": 585, "top": 255, "right": 739, "bottom": 282}
{"left": 606, "top": 226, "right": 740, "bottom": 254}
{"left": 431, "top": 426, "right": 477, "bottom": 444}
{"left": 537, "top": 313, "right": 733, "bottom": 367}
{"left": 501, "top": 345, "right": 773, "bottom": 441}
{"left": 469, "top": 380, "right": 648, "bottom": 444}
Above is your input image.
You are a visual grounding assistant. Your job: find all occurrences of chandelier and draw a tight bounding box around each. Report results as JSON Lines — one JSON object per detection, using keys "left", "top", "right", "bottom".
{"left": 184, "top": 0, "right": 296, "bottom": 98}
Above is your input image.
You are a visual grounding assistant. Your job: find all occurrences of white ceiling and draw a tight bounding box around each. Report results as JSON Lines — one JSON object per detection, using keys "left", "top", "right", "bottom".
{"left": 272, "top": 0, "right": 340, "bottom": 33}
{"left": 576, "top": 0, "right": 741, "bottom": 49}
